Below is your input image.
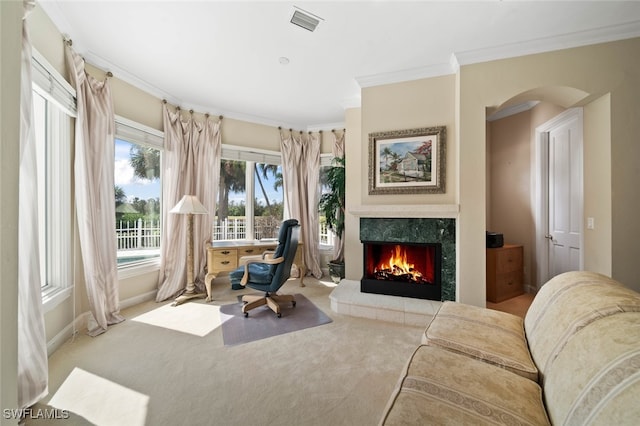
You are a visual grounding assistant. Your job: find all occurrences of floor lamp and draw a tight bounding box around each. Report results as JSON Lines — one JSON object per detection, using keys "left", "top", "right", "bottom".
{"left": 170, "top": 195, "right": 208, "bottom": 306}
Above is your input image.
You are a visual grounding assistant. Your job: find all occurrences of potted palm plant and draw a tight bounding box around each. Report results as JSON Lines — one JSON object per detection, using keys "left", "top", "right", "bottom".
{"left": 319, "top": 156, "right": 345, "bottom": 282}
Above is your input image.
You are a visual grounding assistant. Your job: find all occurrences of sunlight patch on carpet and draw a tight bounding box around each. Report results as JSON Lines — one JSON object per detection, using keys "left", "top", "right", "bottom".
{"left": 131, "top": 302, "right": 232, "bottom": 336}
{"left": 48, "top": 368, "right": 149, "bottom": 426}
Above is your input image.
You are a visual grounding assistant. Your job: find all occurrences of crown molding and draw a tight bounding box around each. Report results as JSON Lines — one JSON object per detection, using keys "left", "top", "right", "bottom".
{"left": 454, "top": 19, "right": 640, "bottom": 67}
{"left": 356, "top": 20, "right": 640, "bottom": 88}
{"left": 355, "top": 63, "right": 455, "bottom": 88}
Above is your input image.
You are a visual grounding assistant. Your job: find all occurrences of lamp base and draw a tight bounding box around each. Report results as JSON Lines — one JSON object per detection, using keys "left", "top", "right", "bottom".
{"left": 171, "top": 290, "right": 206, "bottom": 307}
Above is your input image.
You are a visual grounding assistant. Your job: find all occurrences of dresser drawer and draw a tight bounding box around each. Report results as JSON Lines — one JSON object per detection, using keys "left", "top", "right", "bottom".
{"left": 493, "top": 271, "right": 524, "bottom": 301}
{"left": 495, "top": 247, "right": 523, "bottom": 274}
{"left": 487, "top": 244, "right": 524, "bottom": 303}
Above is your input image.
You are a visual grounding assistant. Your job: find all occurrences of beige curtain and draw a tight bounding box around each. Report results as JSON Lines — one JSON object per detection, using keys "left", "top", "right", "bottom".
{"left": 17, "top": 0, "right": 48, "bottom": 408}
{"left": 332, "top": 129, "right": 345, "bottom": 159}
{"left": 331, "top": 129, "right": 346, "bottom": 262}
{"left": 157, "top": 105, "right": 221, "bottom": 301}
{"left": 280, "top": 130, "right": 322, "bottom": 278}
{"left": 65, "top": 46, "right": 124, "bottom": 337}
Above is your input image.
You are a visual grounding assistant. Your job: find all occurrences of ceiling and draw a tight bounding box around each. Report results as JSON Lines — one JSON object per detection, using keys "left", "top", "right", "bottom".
{"left": 39, "top": 1, "right": 640, "bottom": 129}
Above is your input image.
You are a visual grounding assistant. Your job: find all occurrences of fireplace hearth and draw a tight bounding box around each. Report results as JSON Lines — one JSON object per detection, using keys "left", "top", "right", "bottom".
{"left": 361, "top": 241, "right": 442, "bottom": 301}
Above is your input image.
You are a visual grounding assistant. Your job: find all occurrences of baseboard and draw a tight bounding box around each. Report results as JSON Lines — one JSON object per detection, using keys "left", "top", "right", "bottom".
{"left": 47, "top": 312, "right": 89, "bottom": 356}
{"left": 46, "top": 290, "right": 157, "bottom": 356}
{"left": 119, "top": 289, "right": 157, "bottom": 310}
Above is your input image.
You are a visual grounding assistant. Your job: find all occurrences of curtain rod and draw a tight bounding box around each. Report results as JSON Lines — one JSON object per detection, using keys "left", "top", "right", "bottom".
{"left": 161, "top": 99, "right": 222, "bottom": 120}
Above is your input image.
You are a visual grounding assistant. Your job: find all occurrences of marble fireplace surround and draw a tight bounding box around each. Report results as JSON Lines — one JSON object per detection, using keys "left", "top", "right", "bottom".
{"left": 329, "top": 204, "right": 458, "bottom": 326}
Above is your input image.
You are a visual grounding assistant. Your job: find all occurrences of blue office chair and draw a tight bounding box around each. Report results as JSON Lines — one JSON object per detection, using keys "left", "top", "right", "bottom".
{"left": 230, "top": 219, "right": 300, "bottom": 318}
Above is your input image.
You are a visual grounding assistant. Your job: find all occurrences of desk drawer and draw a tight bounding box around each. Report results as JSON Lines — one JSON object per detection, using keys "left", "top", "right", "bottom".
{"left": 211, "top": 249, "right": 238, "bottom": 272}
{"left": 239, "top": 247, "right": 273, "bottom": 257}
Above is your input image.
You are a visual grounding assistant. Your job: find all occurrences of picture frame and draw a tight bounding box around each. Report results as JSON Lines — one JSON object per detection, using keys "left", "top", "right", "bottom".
{"left": 368, "top": 126, "right": 446, "bottom": 195}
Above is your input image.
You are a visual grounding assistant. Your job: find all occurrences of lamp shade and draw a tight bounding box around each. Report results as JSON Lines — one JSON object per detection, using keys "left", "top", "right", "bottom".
{"left": 170, "top": 195, "right": 208, "bottom": 215}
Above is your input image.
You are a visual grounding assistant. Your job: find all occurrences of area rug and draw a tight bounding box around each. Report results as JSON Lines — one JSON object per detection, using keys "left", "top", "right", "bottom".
{"left": 219, "top": 294, "right": 332, "bottom": 346}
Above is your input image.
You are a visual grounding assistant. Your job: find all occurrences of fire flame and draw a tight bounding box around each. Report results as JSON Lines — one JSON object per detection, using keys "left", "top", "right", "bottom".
{"left": 374, "top": 245, "right": 423, "bottom": 282}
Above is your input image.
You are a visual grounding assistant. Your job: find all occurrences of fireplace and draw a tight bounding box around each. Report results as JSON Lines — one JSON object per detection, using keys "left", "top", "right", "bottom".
{"left": 359, "top": 217, "right": 455, "bottom": 301}
{"left": 361, "top": 241, "right": 442, "bottom": 301}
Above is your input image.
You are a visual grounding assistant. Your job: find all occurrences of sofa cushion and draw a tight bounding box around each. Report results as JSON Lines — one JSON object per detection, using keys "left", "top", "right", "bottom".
{"left": 379, "top": 345, "right": 550, "bottom": 425}
{"left": 542, "top": 312, "right": 640, "bottom": 425}
{"left": 524, "top": 271, "right": 640, "bottom": 380}
{"left": 422, "top": 301, "right": 538, "bottom": 381}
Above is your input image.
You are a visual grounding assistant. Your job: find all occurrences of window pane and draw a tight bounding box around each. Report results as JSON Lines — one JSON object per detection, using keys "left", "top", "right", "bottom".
{"left": 33, "top": 89, "right": 72, "bottom": 292}
{"left": 214, "top": 160, "right": 246, "bottom": 240}
{"left": 115, "top": 138, "right": 161, "bottom": 266}
{"left": 33, "top": 92, "right": 48, "bottom": 287}
{"left": 319, "top": 164, "right": 335, "bottom": 246}
{"left": 254, "top": 163, "right": 283, "bottom": 240}
{"left": 213, "top": 159, "right": 284, "bottom": 241}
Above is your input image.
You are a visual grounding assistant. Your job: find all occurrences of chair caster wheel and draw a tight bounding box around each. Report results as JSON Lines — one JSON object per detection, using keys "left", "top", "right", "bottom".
{"left": 244, "top": 312, "right": 249, "bottom": 318}
{"left": 292, "top": 301, "right": 296, "bottom": 307}
{"left": 277, "top": 313, "right": 282, "bottom": 318}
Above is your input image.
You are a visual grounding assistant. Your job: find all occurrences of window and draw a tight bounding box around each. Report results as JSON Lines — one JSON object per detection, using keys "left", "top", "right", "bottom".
{"left": 114, "top": 117, "right": 163, "bottom": 272}
{"left": 213, "top": 147, "right": 284, "bottom": 241}
{"left": 319, "top": 154, "right": 336, "bottom": 248}
{"left": 32, "top": 50, "right": 74, "bottom": 310}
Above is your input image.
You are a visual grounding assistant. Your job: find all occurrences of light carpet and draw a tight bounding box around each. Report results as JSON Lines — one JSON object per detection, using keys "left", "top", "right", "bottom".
{"left": 219, "top": 293, "right": 332, "bottom": 346}
{"left": 26, "top": 278, "right": 425, "bottom": 426}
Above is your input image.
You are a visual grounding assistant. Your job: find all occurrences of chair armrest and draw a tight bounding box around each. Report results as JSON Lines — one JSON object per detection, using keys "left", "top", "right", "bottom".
{"left": 240, "top": 256, "right": 285, "bottom": 285}
{"left": 262, "top": 250, "right": 276, "bottom": 260}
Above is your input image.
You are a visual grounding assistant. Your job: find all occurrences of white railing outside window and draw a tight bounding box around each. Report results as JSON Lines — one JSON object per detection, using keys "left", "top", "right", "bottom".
{"left": 116, "top": 219, "right": 160, "bottom": 250}
{"left": 212, "top": 216, "right": 334, "bottom": 246}
{"left": 116, "top": 219, "right": 161, "bottom": 266}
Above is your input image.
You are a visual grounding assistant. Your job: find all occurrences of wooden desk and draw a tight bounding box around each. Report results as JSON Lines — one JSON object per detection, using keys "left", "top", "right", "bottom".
{"left": 204, "top": 240, "right": 305, "bottom": 301}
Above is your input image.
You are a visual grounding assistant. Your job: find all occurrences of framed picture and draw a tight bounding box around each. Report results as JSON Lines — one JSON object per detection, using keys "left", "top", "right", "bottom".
{"left": 368, "top": 126, "right": 446, "bottom": 195}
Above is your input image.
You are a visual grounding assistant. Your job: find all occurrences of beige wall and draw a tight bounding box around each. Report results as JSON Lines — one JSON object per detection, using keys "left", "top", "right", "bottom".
{"left": 459, "top": 38, "right": 640, "bottom": 300}
{"left": 1, "top": 0, "right": 22, "bottom": 414}
{"left": 359, "top": 76, "right": 457, "bottom": 206}
{"left": 583, "top": 94, "right": 612, "bottom": 275}
{"left": 344, "top": 107, "right": 362, "bottom": 280}
{"left": 344, "top": 75, "right": 456, "bottom": 283}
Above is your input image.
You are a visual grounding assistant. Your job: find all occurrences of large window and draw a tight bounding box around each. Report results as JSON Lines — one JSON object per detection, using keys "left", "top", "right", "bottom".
{"left": 114, "top": 117, "right": 163, "bottom": 270}
{"left": 319, "top": 154, "right": 336, "bottom": 248}
{"left": 214, "top": 148, "right": 284, "bottom": 241}
{"left": 32, "top": 51, "right": 74, "bottom": 309}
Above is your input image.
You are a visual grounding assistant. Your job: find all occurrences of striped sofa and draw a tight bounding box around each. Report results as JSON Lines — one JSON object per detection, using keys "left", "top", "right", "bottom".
{"left": 379, "top": 271, "right": 640, "bottom": 425}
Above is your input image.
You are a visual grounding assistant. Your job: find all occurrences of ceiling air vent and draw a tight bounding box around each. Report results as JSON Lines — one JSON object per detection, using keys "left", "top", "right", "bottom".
{"left": 290, "top": 7, "right": 322, "bottom": 32}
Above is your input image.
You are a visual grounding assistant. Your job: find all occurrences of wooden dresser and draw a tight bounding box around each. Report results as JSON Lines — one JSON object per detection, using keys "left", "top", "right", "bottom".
{"left": 204, "top": 241, "right": 305, "bottom": 301}
{"left": 486, "top": 244, "right": 524, "bottom": 303}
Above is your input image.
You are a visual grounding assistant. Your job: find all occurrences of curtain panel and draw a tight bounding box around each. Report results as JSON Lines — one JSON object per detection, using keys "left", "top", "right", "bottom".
{"left": 280, "top": 130, "right": 322, "bottom": 278}
{"left": 65, "top": 46, "right": 124, "bottom": 337}
{"left": 17, "top": 0, "right": 48, "bottom": 409}
{"left": 156, "top": 105, "right": 221, "bottom": 301}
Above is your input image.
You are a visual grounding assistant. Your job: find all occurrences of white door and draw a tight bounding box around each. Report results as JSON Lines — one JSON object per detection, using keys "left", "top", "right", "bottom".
{"left": 546, "top": 110, "right": 583, "bottom": 278}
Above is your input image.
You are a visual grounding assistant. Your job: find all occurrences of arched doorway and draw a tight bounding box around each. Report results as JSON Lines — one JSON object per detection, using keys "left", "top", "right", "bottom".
{"left": 486, "top": 86, "right": 590, "bottom": 290}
